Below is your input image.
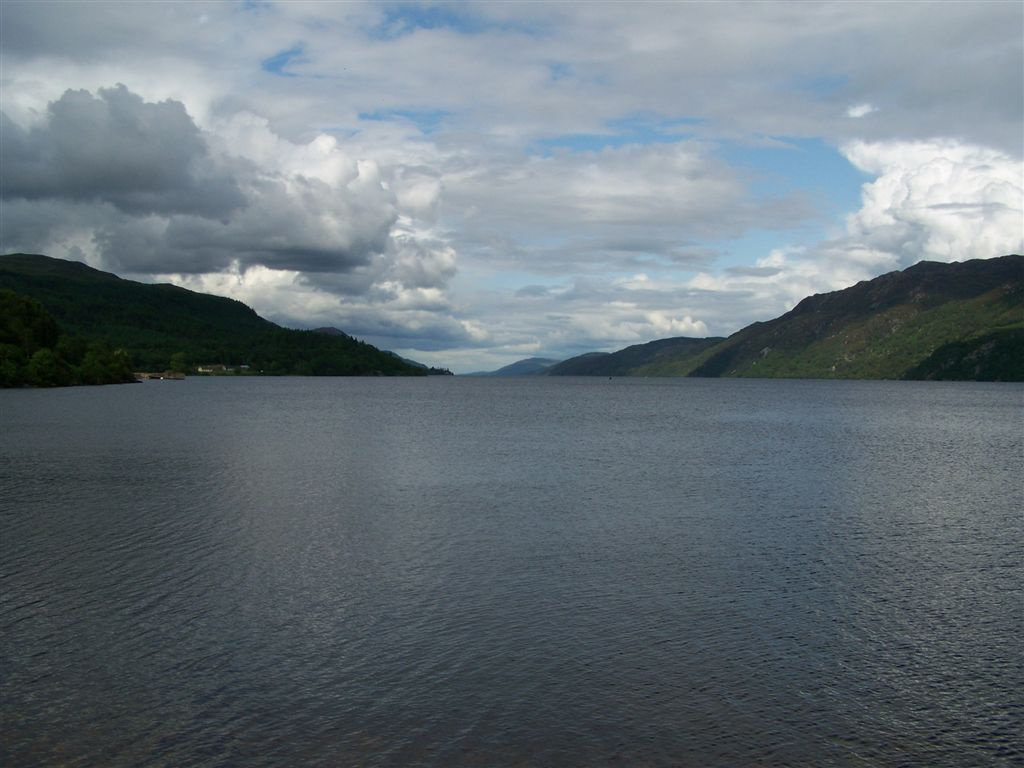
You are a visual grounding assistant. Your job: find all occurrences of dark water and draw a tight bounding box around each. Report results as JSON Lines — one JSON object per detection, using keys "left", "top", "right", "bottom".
{"left": 1, "top": 377, "right": 1021, "bottom": 767}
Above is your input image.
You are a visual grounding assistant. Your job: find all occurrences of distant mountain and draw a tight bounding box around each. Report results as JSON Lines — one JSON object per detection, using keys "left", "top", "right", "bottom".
{"left": 464, "top": 357, "right": 561, "bottom": 377}
{"left": 0, "top": 254, "right": 431, "bottom": 376}
{"left": 688, "top": 255, "right": 1023, "bottom": 380}
{"left": 548, "top": 337, "right": 723, "bottom": 376}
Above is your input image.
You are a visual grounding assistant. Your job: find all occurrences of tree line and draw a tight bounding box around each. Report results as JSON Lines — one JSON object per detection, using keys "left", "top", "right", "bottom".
{"left": 0, "top": 290, "right": 135, "bottom": 387}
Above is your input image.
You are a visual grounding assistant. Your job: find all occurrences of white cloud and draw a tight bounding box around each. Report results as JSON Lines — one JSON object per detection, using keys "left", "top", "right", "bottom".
{"left": 213, "top": 112, "right": 360, "bottom": 188}
{"left": 644, "top": 311, "right": 709, "bottom": 337}
{"left": 847, "top": 103, "right": 877, "bottom": 119}
{"left": 842, "top": 139, "right": 1023, "bottom": 265}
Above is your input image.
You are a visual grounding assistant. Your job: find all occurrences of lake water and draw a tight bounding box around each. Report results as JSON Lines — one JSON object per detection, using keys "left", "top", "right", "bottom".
{"left": 1, "top": 377, "right": 1021, "bottom": 766}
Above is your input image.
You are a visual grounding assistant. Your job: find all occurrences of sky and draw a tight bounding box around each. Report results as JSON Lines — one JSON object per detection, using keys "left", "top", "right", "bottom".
{"left": 1, "top": 1, "right": 1022, "bottom": 373}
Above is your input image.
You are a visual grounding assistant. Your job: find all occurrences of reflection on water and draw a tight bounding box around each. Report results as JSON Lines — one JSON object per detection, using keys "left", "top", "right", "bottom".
{"left": 2, "top": 377, "right": 1022, "bottom": 766}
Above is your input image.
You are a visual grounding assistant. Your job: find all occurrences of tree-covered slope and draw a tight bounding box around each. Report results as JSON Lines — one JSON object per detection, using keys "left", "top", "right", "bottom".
{"left": 0, "top": 254, "right": 428, "bottom": 375}
{"left": 904, "top": 328, "right": 1024, "bottom": 381}
{"left": 688, "top": 255, "right": 1023, "bottom": 380}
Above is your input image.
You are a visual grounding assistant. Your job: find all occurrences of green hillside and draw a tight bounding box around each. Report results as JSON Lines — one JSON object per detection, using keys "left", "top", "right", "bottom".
{"left": 688, "top": 255, "right": 1023, "bottom": 380}
{"left": 0, "top": 253, "right": 428, "bottom": 376}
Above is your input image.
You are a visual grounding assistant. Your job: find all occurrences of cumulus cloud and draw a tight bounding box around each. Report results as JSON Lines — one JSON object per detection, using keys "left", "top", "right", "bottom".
{"left": 841, "top": 139, "right": 1023, "bottom": 265}
{"left": 387, "top": 229, "right": 457, "bottom": 289}
{"left": 0, "top": 84, "right": 457, "bottom": 279}
{"left": 1, "top": 85, "right": 245, "bottom": 218}
{"left": 642, "top": 311, "right": 708, "bottom": 337}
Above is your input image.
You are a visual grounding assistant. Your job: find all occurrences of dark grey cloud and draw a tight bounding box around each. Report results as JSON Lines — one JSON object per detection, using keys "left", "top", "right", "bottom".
{"left": 0, "top": 1, "right": 151, "bottom": 60}
{"left": 1, "top": 85, "right": 405, "bottom": 279}
{"left": 1, "top": 85, "right": 246, "bottom": 218}
{"left": 163, "top": 174, "right": 394, "bottom": 274}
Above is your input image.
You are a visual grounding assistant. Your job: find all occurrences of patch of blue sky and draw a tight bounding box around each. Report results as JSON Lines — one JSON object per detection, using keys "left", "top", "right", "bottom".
{"left": 662, "top": 138, "right": 872, "bottom": 272}
{"left": 370, "top": 2, "right": 540, "bottom": 40}
{"left": 261, "top": 44, "right": 305, "bottom": 77}
{"left": 533, "top": 114, "right": 703, "bottom": 155}
{"left": 634, "top": 143, "right": 862, "bottom": 273}
{"left": 722, "top": 137, "right": 868, "bottom": 218}
{"left": 359, "top": 108, "right": 449, "bottom": 134}
{"left": 547, "top": 62, "right": 572, "bottom": 82}
{"left": 701, "top": 228, "right": 818, "bottom": 272}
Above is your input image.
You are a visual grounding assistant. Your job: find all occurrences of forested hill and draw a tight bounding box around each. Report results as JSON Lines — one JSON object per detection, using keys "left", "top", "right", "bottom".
{"left": 0, "top": 253, "right": 430, "bottom": 376}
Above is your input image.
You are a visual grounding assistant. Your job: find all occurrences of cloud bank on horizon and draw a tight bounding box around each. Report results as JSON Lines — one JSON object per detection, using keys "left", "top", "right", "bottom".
{"left": 1, "top": 1, "right": 1021, "bottom": 372}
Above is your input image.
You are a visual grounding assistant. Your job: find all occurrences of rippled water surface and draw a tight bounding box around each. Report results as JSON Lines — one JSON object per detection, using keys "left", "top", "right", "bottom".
{"left": 2, "top": 377, "right": 1022, "bottom": 766}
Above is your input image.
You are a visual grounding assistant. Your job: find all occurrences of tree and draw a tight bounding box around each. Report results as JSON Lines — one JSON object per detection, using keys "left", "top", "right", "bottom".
{"left": 80, "top": 342, "right": 134, "bottom": 384}
{"left": 0, "top": 290, "right": 60, "bottom": 354}
{"left": 27, "top": 348, "right": 61, "bottom": 387}
{"left": 0, "top": 344, "right": 27, "bottom": 387}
